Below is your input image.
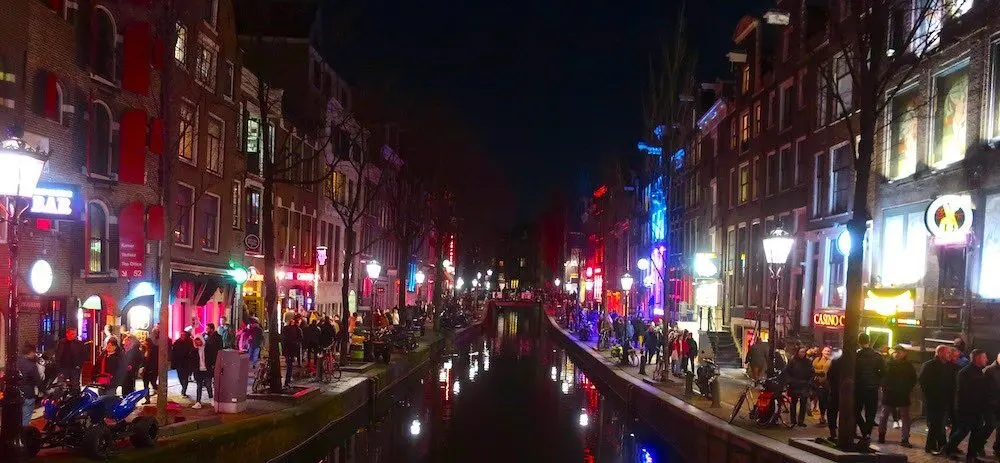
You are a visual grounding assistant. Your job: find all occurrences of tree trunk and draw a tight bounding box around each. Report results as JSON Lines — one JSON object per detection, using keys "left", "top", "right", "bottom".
{"left": 260, "top": 105, "right": 282, "bottom": 393}
{"left": 154, "top": 7, "right": 176, "bottom": 425}
{"left": 339, "top": 228, "right": 356, "bottom": 360}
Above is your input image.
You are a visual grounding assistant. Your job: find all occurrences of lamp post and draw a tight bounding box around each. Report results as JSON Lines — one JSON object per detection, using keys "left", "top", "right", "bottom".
{"left": 761, "top": 228, "right": 794, "bottom": 375}
{"left": 0, "top": 136, "right": 50, "bottom": 460}
{"left": 363, "top": 260, "right": 382, "bottom": 362}
{"left": 620, "top": 273, "right": 634, "bottom": 317}
{"left": 415, "top": 270, "right": 426, "bottom": 305}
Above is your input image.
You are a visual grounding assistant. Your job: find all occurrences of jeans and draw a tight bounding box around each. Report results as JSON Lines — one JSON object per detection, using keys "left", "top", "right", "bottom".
{"left": 877, "top": 404, "right": 911, "bottom": 441}
{"left": 925, "top": 402, "right": 950, "bottom": 452}
{"left": 22, "top": 398, "right": 35, "bottom": 426}
{"left": 945, "top": 414, "right": 988, "bottom": 456}
{"left": 248, "top": 346, "right": 261, "bottom": 366}
{"left": 284, "top": 353, "right": 297, "bottom": 386}
{"left": 176, "top": 369, "right": 191, "bottom": 395}
{"left": 855, "top": 388, "right": 879, "bottom": 438}
{"left": 194, "top": 370, "right": 213, "bottom": 403}
{"left": 789, "top": 393, "right": 808, "bottom": 425}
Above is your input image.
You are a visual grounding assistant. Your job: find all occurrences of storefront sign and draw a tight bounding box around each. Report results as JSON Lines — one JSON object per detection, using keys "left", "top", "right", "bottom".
{"left": 864, "top": 288, "right": 916, "bottom": 316}
{"left": 118, "top": 202, "right": 145, "bottom": 278}
{"left": 814, "top": 311, "right": 845, "bottom": 328}
{"left": 926, "top": 195, "right": 973, "bottom": 244}
{"left": 245, "top": 234, "right": 261, "bottom": 252}
{"left": 29, "top": 259, "right": 53, "bottom": 294}
{"left": 27, "top": 183, "right": 83, "bottom": 220}
{"left": 694, "top": 282, "right": 719, "bottom": 306}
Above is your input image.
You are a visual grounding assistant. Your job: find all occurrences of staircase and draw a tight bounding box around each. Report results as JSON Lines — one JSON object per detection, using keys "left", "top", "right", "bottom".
{"left": 704, "top": 330, "right": 742, "bottom": 368}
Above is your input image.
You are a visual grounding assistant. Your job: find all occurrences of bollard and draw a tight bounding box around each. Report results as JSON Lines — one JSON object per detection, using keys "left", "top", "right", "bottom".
{"left": 684, "top": 371, "right": 694, "bottom": 395}
{"left": 711, "top": 379, "right": 721, "bottom": 408}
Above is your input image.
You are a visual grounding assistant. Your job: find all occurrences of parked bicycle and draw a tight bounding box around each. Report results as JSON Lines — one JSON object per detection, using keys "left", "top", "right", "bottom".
{"left": 317, "top": 347, "right": 342, "bottom": 383}
{"left": 251, "top": 356, "right": 275, "bottom": 393}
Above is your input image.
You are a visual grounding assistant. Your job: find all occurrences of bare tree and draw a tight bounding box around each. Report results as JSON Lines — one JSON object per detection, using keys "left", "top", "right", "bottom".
{"left": 386, "top": 165, "right": 433, "bottom": 310}
{"left": 812, "top": 0, "right": 988, "bottom": 449}
{"left": 642, "top": 1, "right": 697, "bottom": 323}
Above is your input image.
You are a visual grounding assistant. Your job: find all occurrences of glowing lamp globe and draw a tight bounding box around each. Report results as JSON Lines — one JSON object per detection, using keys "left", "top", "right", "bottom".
{"left": 366, "top": 260, "right": 383, "bottom": 279}
{"left": 0, "top": 137, "right": 49, "bottom": 198}
{"left": 762, "top": 229, "right": 795, "bottom": 265}
{"left": 636, "top": 258, "right": 650, "bottom": 271}
{"left": 620, "top": 273, "right": 634, "bottom": 292}
{"left": 415, "top": 270, "right": 426, "bottom": 285}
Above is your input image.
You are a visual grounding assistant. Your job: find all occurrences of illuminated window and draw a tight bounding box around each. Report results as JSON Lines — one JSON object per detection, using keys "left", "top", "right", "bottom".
{"left": 174, "top": 23, "right": 187, "bottom": 64}
{"left": 87, "top": 202, "right": 108, "bottom": 273}
{"left": 979, "top": 193, "right": 1000, "bottom": 298}
{"left": 178, "top": 102, "right": 197, "bottom": 162}
{"left": 742, "top": 65, "right": 752, "bottom": 94}
{"left": 881, "top": 209, "right": 927, "bottom": 285}
{"left": 912, "top": 1, "right": 943, "bottom": 55}
{"left": 827, "top": 236, "right": 846, "bottom": 307}
{"left": 730, "top": 119, "right": 738, "bottom": 149}
{"left": 888, "top": 88, "right": 920, "bottom": 180}
{"left": 753, "top": 102, "right": 762, "bottom": 135}
{"left": 738, "top": 163, "right": 750, "bottom": 204}
{"left": 195, "top": 39, "right": 217, "bottom": 88}
{"left": 174, "top": 183, "right": 195, "bottom": 247}
{"left": 989, "top": 40, "right": 1000, "bottom": 141}
{"left": 740, "top": 111, "right": 750, "bottom": 143}
{"left": 244, "top": 186, "right": 262, "bottom": 239}
{"left": 735, "top": 225, "right": 747, "bottom": 306}
{"left": 948, "top": 0, "right": 973, "bottom": 16}
{"left": 931, "top": 63, "right": 969, "bottom": 169}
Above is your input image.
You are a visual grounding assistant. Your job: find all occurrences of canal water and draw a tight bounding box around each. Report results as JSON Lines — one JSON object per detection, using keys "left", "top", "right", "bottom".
{"left": 283, "top": 310, "right": 682, "bottom": 463}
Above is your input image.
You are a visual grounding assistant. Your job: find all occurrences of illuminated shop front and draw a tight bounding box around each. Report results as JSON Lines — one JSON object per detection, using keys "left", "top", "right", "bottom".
{"left": 168, "top": 273, "right": 237, "bottom": 339}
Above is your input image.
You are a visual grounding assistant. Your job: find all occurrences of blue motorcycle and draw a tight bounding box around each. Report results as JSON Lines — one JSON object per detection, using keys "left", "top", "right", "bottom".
{"left": 25, "top": 377, "right": 158, "bottom": 459}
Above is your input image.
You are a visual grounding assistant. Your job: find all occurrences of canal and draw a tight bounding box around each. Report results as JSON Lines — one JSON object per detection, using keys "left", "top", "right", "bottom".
{"left": 279, "top": 310, "right": 682, "bottom": 463}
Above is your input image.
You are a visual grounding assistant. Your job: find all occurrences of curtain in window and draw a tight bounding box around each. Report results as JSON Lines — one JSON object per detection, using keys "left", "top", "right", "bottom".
{"left": 980, "top": 194, "right": 1000, "bottom": 298}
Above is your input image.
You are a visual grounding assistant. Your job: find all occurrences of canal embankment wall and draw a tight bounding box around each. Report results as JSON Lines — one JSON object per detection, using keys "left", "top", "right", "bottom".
{"left": 545, "top": 316, "right": 819, "bottom": 463}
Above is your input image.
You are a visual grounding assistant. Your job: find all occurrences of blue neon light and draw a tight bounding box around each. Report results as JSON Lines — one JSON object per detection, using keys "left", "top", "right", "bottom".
{"left": 407, "top": 263, "right": 417, "bottom": 292}
{"left": 637, "top": 141, "right": 662, "bottom": 156}
{"left": 653, "top": 124, "right": 665, "bottom": 141}
{"left": 647, "top": 176, "right": 665, "bottom": 241}
{"left": 639, "top": 447, "right": 655, "bottom": 463}
{"left": 672, "top": 149, "right": 685, "bottom": 170}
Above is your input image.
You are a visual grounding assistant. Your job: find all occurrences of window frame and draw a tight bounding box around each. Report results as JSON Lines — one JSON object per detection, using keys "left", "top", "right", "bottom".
{"left": 178, "top": 100, "right": 198, "bottom": 165}
{"left": 738, "top": 162, "right": 751, "bottom": 204}
{"left": 205, "top": 113, "right": 224, "bottom": 175}
{"left": 887, "top": 85, "right": 921, "bottom": 180}
{"left": 766, "top": 151, "right": 779, "bottom": 196}
{"left": 87, "top": 200, "right": 110, "bottom": 274}
{"left": 753, "top": 101, "right": 762, "bottom": 136}
{"left": 222, "top": 60, "right": 235, "bottom": 100}
{"left": 174, "top": 23, "right": 187, "bottom": 66}
{"left": 194, "top": 36, "right": 218, "bottom": 89}
{"left": 987, "top": 38, "right": 1000, "bottom": 142}
{"left": 779, "top": 79, "right": 794, "bottom": 131}
{"left": 198, "top": 192, "right": 221, "bottom": 253}
{"left": 91, "top": 6, "right": 118, "bottom": 83}
{"left": 174, "top": 182, "right": 195, "bottom": 248}
{"left": 89, "top": 100, "right": 114, "bottom": 178}
{"left": 930, "top": 59, "right": 970, "bottom": 169}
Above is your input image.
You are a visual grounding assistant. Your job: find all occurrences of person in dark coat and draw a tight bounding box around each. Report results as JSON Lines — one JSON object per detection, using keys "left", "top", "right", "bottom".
{"left": 782, "top": 346, "right": 814, "bottom": 427}
{"left": 96, "top": 338, "right": 123, "bottom": 393}
{"left": 54, "top": 328, "right": 87, "bottom": 391}
{"left": 171, "top": 331, "right": 196, "bottom": 397}
{"left": 921, "top": 344, "right": 960, "bottom": 453}
{"left": 318, "top": 317, "right": 336, "bottom": 351}
{"left": 120, "top": 334, "right": 142, "bottom": 395}
{"left": 877, "top": 345, "right": 917, "bottom": 446}
{"left": 282, "top": 319, "right": 303, "bottom": 387}
{"left": 941, "top": 349, "right": 991, "bottom": 460}
{"left": 638, "top": 324, "right": 659, "bottom": 376}
{"left": 204, "top": 323, "right": 223, "bottom": 365}
{"left": 17, "top": 343, "right": 42, "bottom": 425}
{"left": 303, "top": 319, "right": 320, "bottom": 366}
{"left": 982, "top": 353, "right": 1000, "bottom": 457}
{"left": 854, "top": 333, "right": 885, "bottom": 444}
{"left": 685, "top": 331, "right": 699, "bottom": 374}
{"left": 140, "top": 338, "right": 159, "bottom": 404}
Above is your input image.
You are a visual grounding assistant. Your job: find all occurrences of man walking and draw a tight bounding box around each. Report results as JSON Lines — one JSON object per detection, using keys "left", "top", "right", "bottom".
{"left": 54, "top": 328, "right": 87, "bottom": 391}
{"left": 940, "top": 349, "right": 991, "bottom": 460}
{"left": 854, "top": 333, "right": 884, "bottom": 444}
{"left": 921, "top": 344, "right": 959, "bottom": 454}
{"left": 281, "top": 318, "right": 303, "bottom": 388}
{"left": 982, "top": 352, "right": 1000, "bottom": 457}
{"left": 877, "top": 345, "right": 917, "bottom": 447}
{"left": 638, "top": 323, "right": 659, "bottom": 376}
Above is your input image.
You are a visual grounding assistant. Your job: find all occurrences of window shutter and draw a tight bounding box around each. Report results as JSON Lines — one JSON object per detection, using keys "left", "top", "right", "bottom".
{"left": 146, "top": 204, "right": 164, "bottom": 240}
{"left": 44, "top": 71, "right": 59, "bottom": 119}
{"left": 119, "top": 108, "right": 146, "bottom": 184}
{"left": 122, "top": 22, "right": 151, "bottom": 95}
{"left": 48, "top": 0, "right": 63, "bottom": 11}
{"left": 108, "top": 221, "right": 119, "bottom": 273}
{"left": 67, "top": 221, "right": 85, "bottom": 274}
{"left": 148, "top": 117, "right": 164, "bottom": 154}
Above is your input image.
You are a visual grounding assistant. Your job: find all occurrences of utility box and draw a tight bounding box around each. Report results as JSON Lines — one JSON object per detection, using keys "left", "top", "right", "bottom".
{"left": 214, "top": 349, "right": 250, "bottom": 413}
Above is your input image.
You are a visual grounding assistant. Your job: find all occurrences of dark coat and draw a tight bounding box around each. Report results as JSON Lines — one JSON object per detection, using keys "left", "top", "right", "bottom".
{"left": 204, "top": 333, "right": 222, "bottom": 369}
{"left": 919, "top": 358, "right": 958, "bottom": 407}
{"left": 687, "top": 338, "right": 698, "bottom": 356}
{"left": 303, "top": 323, "right": 320, "bottom": 347}
{"left": 170, "top": 338, "right": 196, "bottom": 372}
{"left": 643, "top": 330, "right": 660, "bottom": 352}
{"left": 141, "top": 345, "right": 159, "bottom": 381}
{"left": 983, "top": 361, "right": 1000, "bottom": 410}
{"left": 955, "top": 363, "right": 991, "bottom": 419}
{"left": 855, "top": 347, "right": 885, "bottom": 391}
{"left": 881, "top": 358, "right": 917, "bottom": 406}
{"left": 16, "top": 356, "right": 42, "bottom": 398}
{"left": 827, "top": 355, "right": 843, "bottom": 407}
{"left": 54, "top": 339, "right": 87, "bottom": 370}
{"left": 783, "top": 356, "right": 815, "bottom": 396}
{"left": 97, "top": 351, "right": 123, "bottom": 387}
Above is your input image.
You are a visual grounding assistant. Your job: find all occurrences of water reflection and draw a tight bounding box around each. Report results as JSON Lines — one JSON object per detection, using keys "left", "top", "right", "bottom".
{"left": 308, "top": 311, "right": 679, "bottom": 463}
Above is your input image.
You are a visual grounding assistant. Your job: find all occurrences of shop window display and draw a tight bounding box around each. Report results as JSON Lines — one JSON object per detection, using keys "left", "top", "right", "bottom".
{"left": 931, "top": 64, "right": 969, "bottom": 169}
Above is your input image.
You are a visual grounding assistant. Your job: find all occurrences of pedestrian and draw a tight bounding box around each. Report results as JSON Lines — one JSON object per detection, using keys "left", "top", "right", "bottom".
{"left": 96, "top": 338, "right": 123, "bottom": 393}
{"left": 826, "top": 350, "right": 843, "bottom": 440}
{"left": 783, "top": 346, "right": 814, "bottom": 427}
{"left": 685, "top": 331, "right": 698, "bottom": 374}
{"left": 954, "top": 338, "right": 970, "bottom": 368}
{"left": 319, "top": 316, "right": 336, "bottom": 352}
{"left": 217, "top": 316, "right": 234, "bottom": 349}
{"left": 812, "top": 346, "right": 832, "bottom": 425}
{"left": 746, "top": 338, "right": 769, "bottom": 382}
{"left": 920, "top": 344, "right": 960, "bottom": 454}
{"left": 390, "top": 307, "right": 401, "bottom": 326}
{"left": 17, "top": 343, "right": 42, "bottom": 425}
{"left": 242, "top": 317, "right": 264, "bottom": 366}
{"left": 940, "top": 349, "right": 991, "bottom": 460}
{"left": 981, "top": 352, "right": 1000, "bottom": 457}
{"left": 191, "top": 336, "right": 216, "bottom": 409}
{"left": 877, "top": 345, "right": 916, "bottom": 447}
{"left": 282, "top": 317, "right": 303, "bottom": 388}
{"left": 54, "top": 327, "right": 87, "bottom": 392}
{"left": 171, "top": 331, "right": 196, "bottom": 398}
{"left": 140, "top": 337, "right": 159, "bottom": 404}
{"left": 638, "top": 323, "right": 659, "bottom": 376}
{"left": 304, "top": 319, "right": 320, "bottom": 367}
{"left": 854, "top": 332, "right": 885, "bottom": 444}
{"left": 120, "top": 334, "right": 142, "bottom": 395}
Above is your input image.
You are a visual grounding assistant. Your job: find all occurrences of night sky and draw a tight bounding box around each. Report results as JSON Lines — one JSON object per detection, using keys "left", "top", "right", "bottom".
{"left": 327, "top": 0, "right": 773, "bottom": 221}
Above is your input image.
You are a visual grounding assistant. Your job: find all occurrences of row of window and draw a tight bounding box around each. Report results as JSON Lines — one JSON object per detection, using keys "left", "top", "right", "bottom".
{"left": 728, "top": 139, "right": 807, "bottom": 207}
{"left": 723, "top": 214, "right": 797, "bottom": 309}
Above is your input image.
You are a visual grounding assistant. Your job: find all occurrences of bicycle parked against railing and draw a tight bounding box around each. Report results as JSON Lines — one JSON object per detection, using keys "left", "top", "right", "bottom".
{"left": 317, "top": 346, "right": 342, "bottom": 383}
{"left": 251, "top": 356, "right": 275, "bottom": 393}
{"left": 727, "top": 372, "right": 794, "bottom": 428}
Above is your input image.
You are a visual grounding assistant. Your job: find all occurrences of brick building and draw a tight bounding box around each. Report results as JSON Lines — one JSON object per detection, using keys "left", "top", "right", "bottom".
{"left": 0, "top": 0, "right": 165, "bottom": 363}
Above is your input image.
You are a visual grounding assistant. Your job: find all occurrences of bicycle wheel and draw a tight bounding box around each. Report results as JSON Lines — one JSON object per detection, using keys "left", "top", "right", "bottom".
{"left": 729, "top": 390, "right": 747, "bottom": 424}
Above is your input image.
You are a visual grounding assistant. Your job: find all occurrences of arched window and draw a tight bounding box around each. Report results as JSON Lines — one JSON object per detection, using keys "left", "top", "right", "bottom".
{"left": 93, "top": 8, "right": 116, "bottom": 81}
{"left": 88, "top": 202, "right": 108, "bottom": 273}
{"left": 91, "top": 101, "right": 112, "bottom": 176}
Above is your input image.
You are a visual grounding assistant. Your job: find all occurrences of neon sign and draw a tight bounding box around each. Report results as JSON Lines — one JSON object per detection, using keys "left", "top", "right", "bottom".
{"left": 926, "top": 194, "right": 973, "bottom": 244}
{"left": 814, "top": 312, "right": 845, "bottom": 328}
{"left": 864, "top": 288, "right": 916, "bottom": 316}
{"left": 28, "top": 183, "right": 82, "bottom": 220}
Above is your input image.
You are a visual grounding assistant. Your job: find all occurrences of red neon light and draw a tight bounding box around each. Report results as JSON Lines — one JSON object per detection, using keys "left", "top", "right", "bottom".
{"left": 593, "top": 185, "right": 607, "bottom": 198}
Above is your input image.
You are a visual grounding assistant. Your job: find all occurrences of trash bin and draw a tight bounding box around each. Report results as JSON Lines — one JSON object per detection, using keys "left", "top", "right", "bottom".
{"left": 214, "top": 349, "right": 250, "bottom": 413}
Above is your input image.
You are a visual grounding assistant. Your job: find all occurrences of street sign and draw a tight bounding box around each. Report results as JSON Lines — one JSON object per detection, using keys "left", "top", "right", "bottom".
{"left": 245, "top": 233, "right": 261, "bottom": 252}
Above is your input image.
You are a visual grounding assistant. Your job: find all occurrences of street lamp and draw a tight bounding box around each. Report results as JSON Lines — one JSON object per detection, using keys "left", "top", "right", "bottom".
{"left": 554, "top": 278, "right": 561, "bottom": 288}
{"left": 415, "top": 270, "right": 426, "bottom": 284}
{"left": 366, "top": 260, "right": 383, "bottom": 279}
{"left": 636, "top": 258, "right": 650, "bottom": 271}
{"left": 761, "top": 228, "right": 794, "bottom": 374}
{"left": 620, "top": 273, "right": 634, "bottom": 316}
{"left": 0, "top": 136, "right": 50, "bottom": 459}
{"left": 456, "top": 277, "right": 465, "bottom": 291}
